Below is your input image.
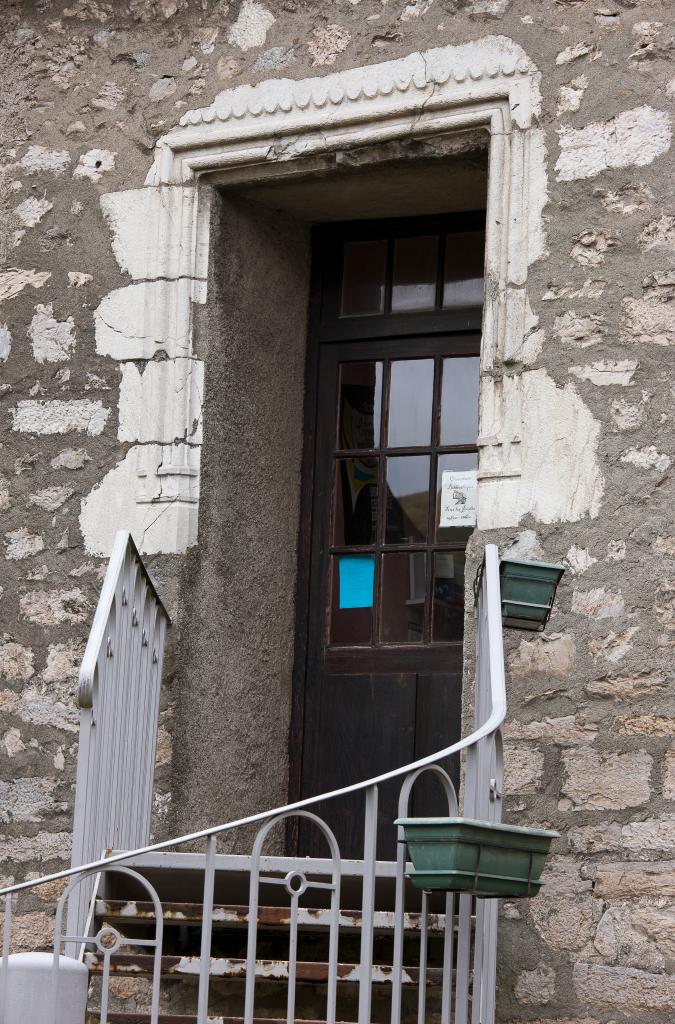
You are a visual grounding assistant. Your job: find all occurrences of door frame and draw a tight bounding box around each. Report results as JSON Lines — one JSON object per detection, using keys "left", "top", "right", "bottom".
{"left": 287, "top": 215, "right": 484, "bottom": 822}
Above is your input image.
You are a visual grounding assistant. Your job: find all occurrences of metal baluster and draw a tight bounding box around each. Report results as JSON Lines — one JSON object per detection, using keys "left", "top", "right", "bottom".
{"left": 244, "top": 839, "right": 261, "bottom": 1024}
{"left": 197, "top": 835, "right": 217, "bottom": 1024}
{"left": 417, "top": 891, "right": 429, "bottom": 1024}
{"left": 454, "top": 894, "right": 472, "bottom": 1024}
{"left": 1, "top": 894, "right": 11, "bottom": 1022}
{"left": 390, "top": 817, "right": 407, "bottom": 1024}
{"left": 471, "top": 897, "right": 485, "bottom": 1024}
{"left": 286, "top": 886, "right": 299, "bottom": 1024}
{"left": 358, "top": 785, "right": 378, "bottom": 1024}
{"left": 326, "top": 856, "right": 340, "bottom": 1024}
{"left": 441, "top": 892, "right": 455, "bottom": 1024}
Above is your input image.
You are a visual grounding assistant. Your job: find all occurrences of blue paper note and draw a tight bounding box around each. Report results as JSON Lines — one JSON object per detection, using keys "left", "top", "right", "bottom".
{"left": 339, "top": 555, "right": 375, "bottom": 609}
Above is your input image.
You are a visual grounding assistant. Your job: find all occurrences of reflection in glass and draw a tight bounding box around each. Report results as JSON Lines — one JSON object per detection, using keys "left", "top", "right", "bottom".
{"left": 435, "top": 453, "right": 478, "bottom": 543}
{"left": 443, "top": 231, "right": 485, "bottom": 308}
{"left": 388, "top": 359, "right": 434, "bottom": 448}
{"left": 391, "top": 235, "right": 438, "bottom": 312}
{"left": 341, "top": 240, "right": 387, "bottom": 316}
{"left": 329, "top": 555, "right": 373, "bottom": 645}
{"left": 381, "top": 552, "right": 426, "bottom": 643}
{"left": 440, "top": 357, "right": 480, "bottom": 446}
{"left": 432, "top": 550, "right": 466, "bottom": 642}
{"left": 338, "top": 361, "right": 383, "bottom": 450}
{"left": 333, "top": 458, "right": 378, "bottom": 546}
{"left": 385, "top": 456, "right": 429, "bottom": 544}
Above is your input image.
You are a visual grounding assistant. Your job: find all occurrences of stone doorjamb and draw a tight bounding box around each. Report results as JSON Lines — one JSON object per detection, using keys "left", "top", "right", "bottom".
{"left": 83, "top": 37, "right": 549, "bottom": 555}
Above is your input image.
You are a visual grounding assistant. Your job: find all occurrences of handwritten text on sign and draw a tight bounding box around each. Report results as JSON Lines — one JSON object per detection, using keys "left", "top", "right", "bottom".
{"left": 439, "top": 469, "right": 477, "bottom": 528}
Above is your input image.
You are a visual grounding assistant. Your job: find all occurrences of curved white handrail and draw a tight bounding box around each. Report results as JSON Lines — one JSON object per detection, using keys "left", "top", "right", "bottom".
{"left": 0, "top": 545, "right": 506, "bottom": 899}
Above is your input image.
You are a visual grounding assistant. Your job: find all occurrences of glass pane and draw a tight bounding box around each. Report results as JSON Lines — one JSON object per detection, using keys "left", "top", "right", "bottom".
{"left": 391, "top": 235, "right": 438, "bottom": 312}
{"left": 338, "top": 361, "right": 382, "bottom": 450}
{"left": 341, "top": 240, "right": 387, "bottom": 316}
{"left": 381, "top": 552, "right": 426, "bottom": 644}
{"left": 440, "top": 357, "right": 480, "bottom": 446}
{"left": 333, "top": 458, "right": 378, "bottom": 546}
{"left": 435, "top": 453, "right": 478, "bottom": 543}
{"left": 388, "top": 359, "right": 434, "bottom": 448}
{"left": 443, "top": 231, "right": 485, "bottom": 307}
{"left": 432, "top": 551, "right": 466, "bottom": 642}
{"left": 329, "top": 554, "right": 374, "bottom": 645}
{"left": 385, "top": 456, "right": 429, "bottom": 544}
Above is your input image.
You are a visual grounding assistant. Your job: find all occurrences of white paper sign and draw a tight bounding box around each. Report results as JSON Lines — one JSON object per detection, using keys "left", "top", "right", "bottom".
{"left": 439, "top": 470, "right": 477, "bottom": 528}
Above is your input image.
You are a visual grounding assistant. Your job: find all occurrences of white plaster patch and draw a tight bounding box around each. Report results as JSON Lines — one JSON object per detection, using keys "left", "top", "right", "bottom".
{"left": 227, "top": 0, "right": 275, "bottom": 51}
{"left": 502, "top": 529, "right": 544, "bottom": 561}
{"left": 639, "top": 215, "right": 675, "bottom": 253}
{"left": 19, "top": 145, "right": 70, "bottom": 175}
{"left": 14, "top": 196, "right": 53, "bottom": 228}
{"left": 478, "top": 369, "right": 604, "bottom": 528}
{"left": 572, "top": 588, "right": 625, "bottom": 619}
{"left": 4, "top": 529, "right": 44, "bottom": 560}
{"left": 73, "top": 148, "right": 116, "bottom": 182}
{"left": 565, "top": 546, "right": 597, "bottom": 575}
{"left": 557, "top": 75, "right": 588, "bottom": 116}
{"left": 68, "top": 272, "right": 92, "bottom": 288}
{"left": 79, "top": 444, "right": 199, "bottom": 556}
{"left": 610, "top": 397, "right": 645, "bottom": 431}
{"left": 555, "top": 311, "right": 606, "bottom": 347}
{"left": 50, "top": 448, "right": 90, "bottom": 470}
{"left": 569, "top": 360, "right": 638, "bottom": 387}
{"left": 0, "top": 269, "right": 51, "bottom": 304}
{"left": 556, "top": 42, "right": 598, "bottom": 66}
{"left": 28, "top": 485, "right": 74, "bottom": 511}
{"left": 0, "top": 324, "right": 10, "bottom": 362}
{"left": 556, "top": 106, "right": 672, "bottom": 182}
{"left": 118, "top": 359, "right": 204, "bottom": 444}
{"left": 620, "top": 446, "right": 671, "bottom": 472}
{"left": 94, "top": 280, "right": 195, "bottom": 358}
{"left": 20, "top": 588, "right": 89, "bottom": 626}
{"left": 307, "top": 24, "right": 352, "bottom": 66}
{"left": 12, "top": 399, "right": 110, "bottom": 436}
{"left": 621, "top": 297, "right": 675, "bottom": 345}
{"left": 28, "top": 303, "right": 76, "bottom": 363}
{"left": 597, "top": 183, "right": 653, "bottom": 215}
{"left": 2, "top": 728, "right": 25, "bottom": 758}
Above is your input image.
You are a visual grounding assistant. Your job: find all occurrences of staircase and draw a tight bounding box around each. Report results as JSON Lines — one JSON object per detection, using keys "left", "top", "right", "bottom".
{"left": 83, "top": 854, "right": 461, "bottom": 1022}
{"left": 0, "top": 539, "right": 506, "bottom": 1024}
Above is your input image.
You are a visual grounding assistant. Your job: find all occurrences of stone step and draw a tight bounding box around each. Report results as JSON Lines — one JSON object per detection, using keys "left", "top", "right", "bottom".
{"left": 95, "top": 898, "right": 448, "bottom": 933}
{"left": 86, "top": 952, "right": 442, "bottom": 986}
{"left": 106, "top": 1016, "right": 349, "bottom": 1024}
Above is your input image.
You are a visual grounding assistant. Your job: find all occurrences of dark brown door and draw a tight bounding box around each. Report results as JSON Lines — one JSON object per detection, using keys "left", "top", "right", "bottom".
{"left": 294, "top": 216, "right": 485, "bottom": 858}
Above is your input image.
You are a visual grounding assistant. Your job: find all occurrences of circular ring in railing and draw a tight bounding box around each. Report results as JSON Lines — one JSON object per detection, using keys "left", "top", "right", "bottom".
{"left": 95, "top": 925, "right": 123, "bottom": 954}
{"left": 283, "top": 870, "right": 308, "bottom": 897}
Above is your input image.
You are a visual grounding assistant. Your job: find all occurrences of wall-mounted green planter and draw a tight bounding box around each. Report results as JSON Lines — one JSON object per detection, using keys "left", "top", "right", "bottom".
{"left": 499, "top": 558, "right": 565, "bottom": 631}
{"left": 395, "top": 817, "right": 560, "bottom": 897}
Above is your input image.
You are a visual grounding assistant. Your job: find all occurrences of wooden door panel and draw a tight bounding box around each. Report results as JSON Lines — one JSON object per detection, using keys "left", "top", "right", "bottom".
{"left": 411, "top": 672, "right": 463, "bottom": 819}
{"left": 301, "top": 673, "right": 416, "bottom": 858}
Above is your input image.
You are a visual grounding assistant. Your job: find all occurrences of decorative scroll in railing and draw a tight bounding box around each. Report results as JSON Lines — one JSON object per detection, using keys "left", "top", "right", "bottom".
{"left": 0, "top": 545, "right": 506, "bottom": 1024}
{"left": 68, "top": 530, "right": 170, "bottom": 942}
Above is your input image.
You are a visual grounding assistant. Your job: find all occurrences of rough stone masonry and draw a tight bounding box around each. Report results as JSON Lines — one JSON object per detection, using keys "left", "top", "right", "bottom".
{"left": 0, "top": 1, "right": 674, "bottom": 1023}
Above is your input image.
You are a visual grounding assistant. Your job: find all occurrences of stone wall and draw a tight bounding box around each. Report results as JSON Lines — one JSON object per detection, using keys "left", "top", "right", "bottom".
{"left": 0, "top": 1, "right": 673, "bottom": 1021}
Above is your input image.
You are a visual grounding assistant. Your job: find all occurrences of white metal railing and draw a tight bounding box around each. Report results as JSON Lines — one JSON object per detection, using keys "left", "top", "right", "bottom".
{"left": 0, "top": 543, "right": 506, "bottom": 1024}
{"left": 68, "top": 530, "right": 170, "bottom": 942}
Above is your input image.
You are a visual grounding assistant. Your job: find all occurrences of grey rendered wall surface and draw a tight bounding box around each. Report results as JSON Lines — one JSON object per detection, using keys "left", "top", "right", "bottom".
{"left": 0, "top": 2, "right": 673, "bottom": 1021}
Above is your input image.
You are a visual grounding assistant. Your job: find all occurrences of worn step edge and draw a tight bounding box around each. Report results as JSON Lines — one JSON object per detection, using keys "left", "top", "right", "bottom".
{"left": 86, "top": 953, "right": 442, "bottom": 986}
{"left": 95, "top": 899, "right": 449, "bottom": 933}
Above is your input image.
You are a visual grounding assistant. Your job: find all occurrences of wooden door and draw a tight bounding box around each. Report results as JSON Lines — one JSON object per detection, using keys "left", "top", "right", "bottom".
{"left": 293, "top": 215, "right": 485, "bottom": 858}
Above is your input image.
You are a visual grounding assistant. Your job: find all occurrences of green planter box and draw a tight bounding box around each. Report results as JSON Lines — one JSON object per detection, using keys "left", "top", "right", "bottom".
{"left": 500, "top": 558, "right": 565, "bottom": 631}
{"left": 395, "top": 817, "right": 560, "bottom": 897}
